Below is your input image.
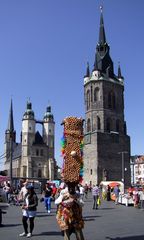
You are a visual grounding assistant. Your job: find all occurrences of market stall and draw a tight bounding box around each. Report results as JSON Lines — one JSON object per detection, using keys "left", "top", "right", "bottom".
{"left": 100, "top": 181, "right": 124, "bottom": 200}
{"left": 118, "top": 192, "right": 134, "bottom": 206}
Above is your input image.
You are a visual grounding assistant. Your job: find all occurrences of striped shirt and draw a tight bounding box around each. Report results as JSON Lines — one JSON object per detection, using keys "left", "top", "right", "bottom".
{"left": 92, "top": 186, "right": 99, "bottom": 196}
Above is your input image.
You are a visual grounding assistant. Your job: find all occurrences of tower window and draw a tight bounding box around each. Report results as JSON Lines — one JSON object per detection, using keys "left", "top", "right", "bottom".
{"left": 108, "top": 93, "right": 111, "bottom": 108}
{"left": 40, "top": 149, "right": 43, "bottom": 156}
{"left": 86, "top": 90, "right": 90, "bottom": 110}
{"left": 36, "top": 149, "right": 39, "bottom": 156}
{"left": 108, "top": 91, "right": 116, "bottom": 109}
{"left": 94, "top": 87, "right": 100, "bottom": 102}
{"left": 90, "top": 169, "right": 93, "bottom": 175}
{"left": 113, "top": 94, "right": 116, "bottom": 109}
{"left": 116, "top": 119, "right": 120, "bottom": 132}
{"left": 106, "top": 118, "right": 111, "bottom": 132}
{"left": 87, "top": 118, "right": 91, "bottom": 132}
{"left": 38, "top": 169, "right": 42, "bottom": 178}
{"left": 91, "top": 85, "right": 93, "bottom": 102}
{"left": 124, "top": 122, "right": 127, "bottom": 135}
{"left": 100, "top": 46, "right": 104, "bottom": 51}
{"left": 97, "top": 116, "right": 101, "bottom": 130}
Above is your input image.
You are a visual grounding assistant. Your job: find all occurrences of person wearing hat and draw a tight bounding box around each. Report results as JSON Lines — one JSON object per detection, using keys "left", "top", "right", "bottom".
{"left": 19, "top": 185, "right": 38, "bottom": 238}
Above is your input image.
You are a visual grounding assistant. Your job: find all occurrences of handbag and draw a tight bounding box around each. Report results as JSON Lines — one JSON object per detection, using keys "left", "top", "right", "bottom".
{"left": 97, "top": 197, "right": 101, "bottom": 205}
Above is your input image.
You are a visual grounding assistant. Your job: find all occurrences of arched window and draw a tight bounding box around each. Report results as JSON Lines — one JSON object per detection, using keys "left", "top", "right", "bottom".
{"left": 97, "top": 116, "right": 101, "bottom": 130}
{"left": 108, "top": 92, "right": 112, "bottom": 108}
{"left": 91, "top": 85, "right": 93, "bottom": 102}
{"left": 86, "top": 90, "right": 90, "bottom": 110}
{"left": 112, "top": 93, "right": 116, "bottom": 109}
{"left": 38, "top": 169, "right": 42, "bottom": 178}
{"left": 36, "top": 149, "right": 39, "bottom": 156}
{"left": 108, "top": 91, "right": 116, "bottom": 109}
{"left": 116, "top": 119, "right": 120, "bottom": 132}
{"left": 87, "top": 118, "right": 91, "bottom": 132}
{"left": 106, "top": 118, "right": 111, "bottom": 132}
{"left": 94, "top": 87, "right": 100, "bottom": 102}
{"left": 40, "top": 149, "right": 43, "bottom": 156}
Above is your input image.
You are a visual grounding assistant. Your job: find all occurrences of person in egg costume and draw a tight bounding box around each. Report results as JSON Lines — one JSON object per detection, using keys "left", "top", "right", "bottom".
{"left": 55, "top": 117, "right": 85, "bottom": 240}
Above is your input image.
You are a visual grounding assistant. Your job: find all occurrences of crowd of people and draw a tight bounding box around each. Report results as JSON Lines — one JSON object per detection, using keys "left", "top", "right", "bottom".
{"left": 1, "top": 179, "right": 144, "bottom": 238}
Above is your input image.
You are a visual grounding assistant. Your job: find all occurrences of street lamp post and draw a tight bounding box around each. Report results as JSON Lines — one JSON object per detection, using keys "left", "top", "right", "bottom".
{"left": 118, "top": 151, "right": 128, "bottom": 191}
{"left": 130, "top": 157, "right": 135, "bottom": 185}
{"left": 9, "top": 133, "right": 13, "bottom": 186}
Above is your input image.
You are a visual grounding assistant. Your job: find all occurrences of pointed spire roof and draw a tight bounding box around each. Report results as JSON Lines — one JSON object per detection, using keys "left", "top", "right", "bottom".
{"left": 99, "top": 6, "right": 106, "bottom": 44}
{"left": 7, "top": 99, "right": 14, "bottom": 132}
{"left": 84, "top": 62, "right": 90, "bottom": 78}
{"left": 34, "top": 131, "right": 44, "bottom": 145}
{"left": 93, "top": 6, "right": 114, "bottom": 77}
{"left": 118, "top": 62, "right": 122, "bottom": 78}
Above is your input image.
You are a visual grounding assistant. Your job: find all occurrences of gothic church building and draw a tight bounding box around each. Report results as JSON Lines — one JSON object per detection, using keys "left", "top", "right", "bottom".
{"left": 4, "top": 100, "right": 57, "bottom": 180}
{"left": 83, "top": 10, "right": 131, "bottom": 187}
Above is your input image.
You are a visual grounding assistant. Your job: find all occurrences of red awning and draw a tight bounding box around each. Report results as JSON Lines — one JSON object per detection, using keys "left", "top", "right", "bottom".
{"left": 109, "top": 182, "right": 120, "bottom": 188}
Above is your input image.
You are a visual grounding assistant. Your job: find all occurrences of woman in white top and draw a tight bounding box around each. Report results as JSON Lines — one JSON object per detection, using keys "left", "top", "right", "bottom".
{"left": 19, "top": 185, "right": 38, "bottom": 238}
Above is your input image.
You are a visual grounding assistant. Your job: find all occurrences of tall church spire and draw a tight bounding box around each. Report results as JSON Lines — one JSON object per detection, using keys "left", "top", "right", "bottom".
{"left": 93, "top": 6, "right": 114, "bottom": 77}
{"left": 99, "top": 6, "right": 106, "bottom": 45}
{"left": 7, "top": 99, "right": 14, "bottom": 132}
{"left": 5, "top": 98, "right": 16, "bottom": 142}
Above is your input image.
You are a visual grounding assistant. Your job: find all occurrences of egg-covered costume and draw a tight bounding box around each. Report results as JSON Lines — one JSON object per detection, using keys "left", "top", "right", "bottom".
{"left": 56, "top": 117, "right": 85, "bottom": 240}
{"left": 56, "top": 190, "right": 84, "bottom": 232}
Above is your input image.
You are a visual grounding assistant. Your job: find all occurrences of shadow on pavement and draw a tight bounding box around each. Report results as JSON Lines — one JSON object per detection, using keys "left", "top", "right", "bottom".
{"left": 83, "top": 215, "right": 101, "bottom": 221}
{"left": 34, "top": 231, "right": 62, "bottom": 236}
{"left": 84, "top": 215, "right": 101, "bottom": 218}
{"left": 37, "top": 214, "right": 55, "bottom": 217}
{"left": 84, "top": 218, "right": 96, "bottom": 221}
{"left": 106, "top": 236, "right": 144, "bottom": 240}
{"left": 0, "top": 223, "right": 22, "bottom": 227}
{"left": 99, "top": 207, "right": 115, "bottom": 210}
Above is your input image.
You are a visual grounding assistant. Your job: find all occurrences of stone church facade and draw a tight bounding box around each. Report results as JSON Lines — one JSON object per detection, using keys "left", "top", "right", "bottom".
{"left": 83, "top": 10, "right": 131, "bottom": 187}
{"left": 4, "top": 100, "right": 57, "bottom": 180}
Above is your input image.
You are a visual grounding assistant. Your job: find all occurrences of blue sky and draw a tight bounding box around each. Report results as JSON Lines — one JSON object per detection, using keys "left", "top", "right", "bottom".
{"left": 0, "top": 0, "right": 143, "bottom": 168}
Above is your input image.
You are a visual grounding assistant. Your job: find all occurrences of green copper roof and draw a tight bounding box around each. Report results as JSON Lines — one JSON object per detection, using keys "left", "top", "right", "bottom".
{"left": 44, "top": 106, "right": 54, "bottom": 120}
{"left": 23, "top": 101, "right": 34, "bottom": 118}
